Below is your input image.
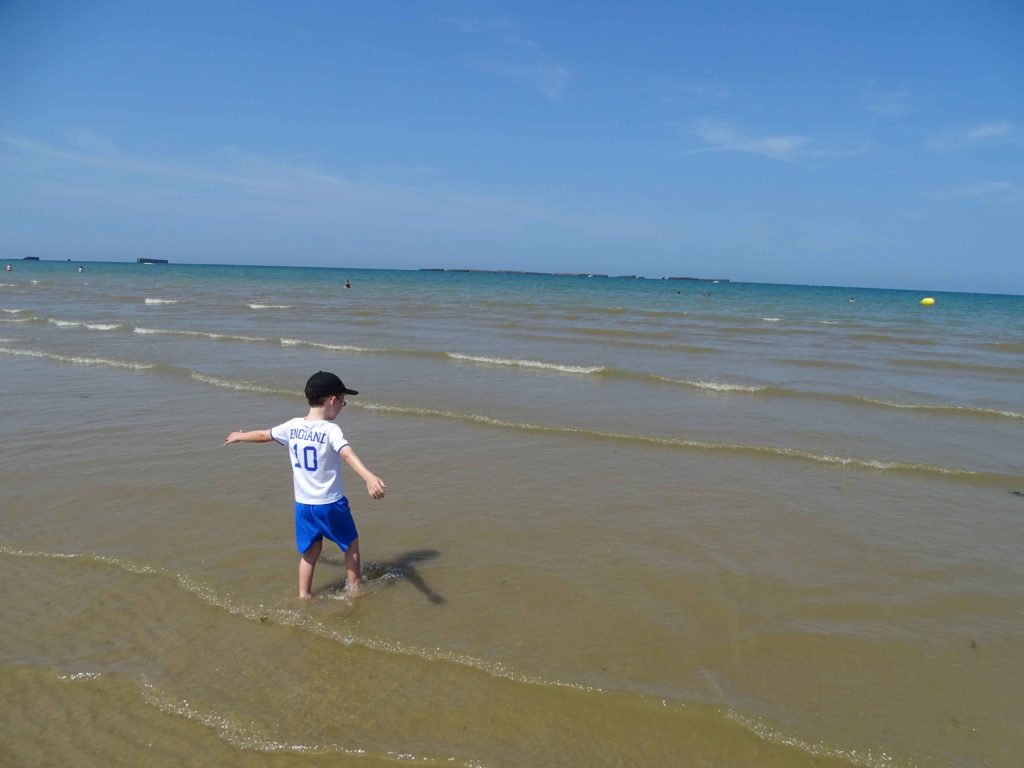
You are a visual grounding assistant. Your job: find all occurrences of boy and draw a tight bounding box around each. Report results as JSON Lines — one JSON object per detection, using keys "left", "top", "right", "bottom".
{"left": 224, "top": 371, "right": 386, "bottom": 599}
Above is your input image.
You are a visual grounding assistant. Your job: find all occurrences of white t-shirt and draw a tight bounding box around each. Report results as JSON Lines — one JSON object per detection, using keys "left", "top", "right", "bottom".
{"left": 270, "top": 418, "right": 350, "bottom": 505}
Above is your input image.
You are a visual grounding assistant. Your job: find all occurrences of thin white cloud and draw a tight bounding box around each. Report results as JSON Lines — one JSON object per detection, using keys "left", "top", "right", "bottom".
{"left": 861, "top": 84, "right": 912, "bottom": 116}
{"left": 0, "top": 136, "right": 287, "bottom": 192}
{"left": 490, "top": 62, "right": 570, "bottom": 100}
{"left": 442, "top": 17, "right": 515, "bottom": 35}
{"left": 444, "top": 16, "right": 569, "bottom": 100}
{"left": 967, "top": 121, "right": 1012, "bottom": 140}
{"left": 687, "top": 117, "right": 866, "bottom": 162}
{"left": 443, "top": 16, "right": 478, "bottom": 33}
{"left": 926, "top": 121, "right": 1013, "bottom": 152}
{"left": 925, "top": 180, "right": 1018, "bottom": 201}
{"left": 66, "top": 130, "right": 121, "bottom": 155}
{"left": 0, "top": 134, "right": 653, "bottom": 238}
{"left": 648, "top": 79, "right": 731, "bottom": 104}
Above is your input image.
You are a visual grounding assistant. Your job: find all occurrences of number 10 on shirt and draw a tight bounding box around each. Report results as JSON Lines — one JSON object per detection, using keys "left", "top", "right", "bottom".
{"left": 293, "top": 444, "right": 318, "bottom": 471}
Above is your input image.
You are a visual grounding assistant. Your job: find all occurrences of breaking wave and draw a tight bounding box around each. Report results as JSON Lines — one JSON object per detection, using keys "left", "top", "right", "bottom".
{"left": 280, "top": 338, "right": 388, "bottom": 353}
{"left": 724, "top": 710, "right": 910, "bottom": 768}
{"left": 0, "top": 544, "right": 597, "bottom": 695}
{"left": 445, "top": 352, "right": 606, "bottom": 375}
{"left": 651, "top": 375, "right": 765, "bottom": 393}
{"left": 0, "top": 346, "right": 154, "bottom": 370}
{"left": 190, "top": 372, "right": 297, "bottom": 396}
{"left": 355, "top": 402, "right": 1007, "bottom": 486}
{"left": 142, "top": 683, "right": 486, "bottom": 765}
{"left": 135, "top": 327, "right": 268, "bottom": 342}
{"left": 890, "top": 358, "right": 1024, "bottom": 377}
{"left": 48, "top": 319, "right": 122, "bottom": 331}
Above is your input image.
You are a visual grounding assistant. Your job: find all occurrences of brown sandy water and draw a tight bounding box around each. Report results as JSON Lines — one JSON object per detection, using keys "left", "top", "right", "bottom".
{"left": 1, "top": 262, "right": 1022, "bottom": 766}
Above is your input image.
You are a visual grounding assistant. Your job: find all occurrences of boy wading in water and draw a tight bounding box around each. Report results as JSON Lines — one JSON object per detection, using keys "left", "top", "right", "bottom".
{"left": 224, "top": 371, "right": 386, "bottom": 599}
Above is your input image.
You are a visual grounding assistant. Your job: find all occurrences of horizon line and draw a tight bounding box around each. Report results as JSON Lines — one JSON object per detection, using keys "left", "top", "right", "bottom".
{"left": 5, "top": 256, "right": 1021, "bottom": 298}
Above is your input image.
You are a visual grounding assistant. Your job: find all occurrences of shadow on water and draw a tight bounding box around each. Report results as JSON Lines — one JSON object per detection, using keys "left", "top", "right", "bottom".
{"left": 321, "top": 548, "right": 446, "bottom": 605}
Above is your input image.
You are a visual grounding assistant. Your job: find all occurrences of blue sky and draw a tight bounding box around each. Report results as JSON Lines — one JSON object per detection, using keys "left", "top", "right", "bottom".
{"left": 1, "top": 1, "right": 1021, "bottom": 292}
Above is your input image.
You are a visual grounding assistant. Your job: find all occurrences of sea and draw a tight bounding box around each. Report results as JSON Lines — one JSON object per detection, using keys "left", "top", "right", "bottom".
{"left": 1, "top": 260, "right": 1022, "bottom": 768}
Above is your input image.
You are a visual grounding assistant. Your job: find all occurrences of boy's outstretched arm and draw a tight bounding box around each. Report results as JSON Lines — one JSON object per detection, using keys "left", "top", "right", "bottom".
{"left": 340, "top": 445, "right": 386, "bottom": 499}
{"left": 224, "top": 429, "right": 273, "bottom": 445}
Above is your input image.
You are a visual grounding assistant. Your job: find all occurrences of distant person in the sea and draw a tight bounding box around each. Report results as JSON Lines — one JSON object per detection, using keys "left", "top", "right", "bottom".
{"left": 77, "top": 266, "right": 84, "bottom": 273}
{"left": 223, "top": 371, "right": 386, "bottom": 599}
{"left": 344, "top": 279, "right": 351, "bottom": 289}
{"left": 5, "top": 263, "right": 10, "bottom": 272}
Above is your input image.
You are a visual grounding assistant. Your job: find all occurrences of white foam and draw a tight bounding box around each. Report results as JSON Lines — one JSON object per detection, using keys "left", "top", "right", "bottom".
{"left": 197, "top": 331, "right": 265, "bottom": 342}
{"left": 59, "top": 672, "right": 103, "bottom": 681}
{"left": 0, "top": 546, "right": 160, "bottom": 575}
{"left": 142, "top": 682, "right": 485, "bottom": 764}
{"left": 248, "top": 303, "right": 292, "bottom": 310}
{"left": 859, "top": 397, "right": 1024, "bottom": 420}
{"left": 165, "top": 557, "right": 603, "bottom": 703}
{"left": 655, "top": 376, "right": 765, "bottom": 393}
{"left": 134, "top": 327, "right": 267, "bottom": 342}
{"left": 761, "top": 317, "right": 781, "bottom": 322}
{"left": 141, "top": 683, "right": 356, "bottom": 755}
{"left": 0, "top": 317, "right": 32, "bottom": 323}
{"left": 0, "top": 346, "right": 154, "bottom": 370}
{"left": 2, "top": 308, "right": 25, "bottom": 313}
{"left": 280, "top": 338, "right": 384, "bottom": 353}
{"left": 48, "top": 319, "right": 122, "bottom": 331}
{"left": 724, "top": 709, "right": 902, "bottom": 768}
{"left": 191, "top": 372, "right": 296, "bottom": 396}
{"left": 359, "top": 401, "right": 981, "bottom": 479}
{"left": 446, "top": 352, "right": 605, "bottom": 375}
{"left": 144, "top": 297, "right": 178, "bottom": 305}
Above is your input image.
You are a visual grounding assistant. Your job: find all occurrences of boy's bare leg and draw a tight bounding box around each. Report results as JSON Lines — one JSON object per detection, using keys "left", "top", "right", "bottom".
{"left": 345, "top": 538, "right": 361, "bottom": 598}
{"left": 299, "top": 539, "right": 323, "bottom": 599}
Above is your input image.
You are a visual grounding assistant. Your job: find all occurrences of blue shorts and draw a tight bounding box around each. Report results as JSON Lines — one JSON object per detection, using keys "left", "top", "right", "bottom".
{"left": 295, "top": 497, "right": 358, "bottom": 554}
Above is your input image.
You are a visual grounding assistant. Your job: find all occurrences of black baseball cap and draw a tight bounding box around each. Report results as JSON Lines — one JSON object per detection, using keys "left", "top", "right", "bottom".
{"left": 305, "top": 371, "right": 358, "bottom": 400}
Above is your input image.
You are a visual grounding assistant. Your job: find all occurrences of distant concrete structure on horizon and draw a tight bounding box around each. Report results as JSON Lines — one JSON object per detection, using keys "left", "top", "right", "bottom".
{"left": 419, "top": 267, "right": 611, "bottom": 278}
{"left": 420, "top": 267, "right": 729, "bottom": 281}
{"left": 665, "top": 276, "right": 730, "bottom": 282}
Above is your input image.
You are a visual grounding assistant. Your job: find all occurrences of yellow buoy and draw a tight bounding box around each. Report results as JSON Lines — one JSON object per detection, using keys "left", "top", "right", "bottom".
{"left": 920, "top": 297, "right": 935, "bottom": 306}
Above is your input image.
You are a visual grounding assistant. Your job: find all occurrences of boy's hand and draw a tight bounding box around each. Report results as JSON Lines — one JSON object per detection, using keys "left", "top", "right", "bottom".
{"left": 366, "top": 476, "right": 386, "bottom": 500}
{"left": 224, "top": 431, "right": 243, "bottom": 445}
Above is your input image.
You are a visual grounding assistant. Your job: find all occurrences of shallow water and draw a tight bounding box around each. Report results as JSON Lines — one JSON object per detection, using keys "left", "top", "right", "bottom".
{"left": 1, "top": 261, "right": 1022, "bottom": 767}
